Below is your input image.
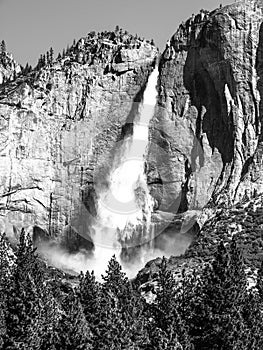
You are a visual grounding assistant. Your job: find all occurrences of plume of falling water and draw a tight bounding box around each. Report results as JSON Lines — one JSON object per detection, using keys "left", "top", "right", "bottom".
{"left": 90, "top": 66, "right": 159, "bottom": 275}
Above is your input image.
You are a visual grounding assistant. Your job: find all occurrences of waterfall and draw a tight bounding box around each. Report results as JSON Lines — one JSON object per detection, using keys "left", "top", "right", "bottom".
{"left": 90, "top": 66, "right": 159, "bottom": 274}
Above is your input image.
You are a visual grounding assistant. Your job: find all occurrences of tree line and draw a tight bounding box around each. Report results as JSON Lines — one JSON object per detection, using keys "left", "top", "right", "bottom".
{"left": 0, "top": 230, "right": 262, "bottom": 349}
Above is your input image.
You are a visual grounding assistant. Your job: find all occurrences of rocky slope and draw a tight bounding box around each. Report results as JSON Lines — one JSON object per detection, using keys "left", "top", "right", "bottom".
{"left": 0, "top": 30, "right": 157, "bottom": 248}
{"left": 138, "top": 192, "right": 263, "bottom": 292}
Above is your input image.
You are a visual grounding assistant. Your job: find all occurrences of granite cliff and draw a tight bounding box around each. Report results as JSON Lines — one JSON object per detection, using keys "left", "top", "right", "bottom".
{"left": 0, "top": 30, "right": 157, "bottom": 249}
{"left": 148, "top": 0, "right": 263, "bottom": 213}
{"left": 140, "top": 0, "right": 263, "bottom": 284}
{"left": 143, "top": 0, "right": 263, "bottom": 251}
{"left": 1, "top": 1, "right": 263, "bottom": 273}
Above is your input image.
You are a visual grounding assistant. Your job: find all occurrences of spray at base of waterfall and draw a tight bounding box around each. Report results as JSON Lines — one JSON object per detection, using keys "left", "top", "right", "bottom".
{"left": 36, "top": 228, "right": 193, "bottom": 280}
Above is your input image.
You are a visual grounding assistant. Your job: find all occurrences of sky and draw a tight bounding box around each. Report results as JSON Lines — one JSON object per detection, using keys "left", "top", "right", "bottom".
{"left": 0, "top": 0, "right": 234, "bottom": 67}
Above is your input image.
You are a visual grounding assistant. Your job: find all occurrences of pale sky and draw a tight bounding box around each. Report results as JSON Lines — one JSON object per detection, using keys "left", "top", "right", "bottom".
{"left": 0, "top": 0, "right": 233, "bottom": 67}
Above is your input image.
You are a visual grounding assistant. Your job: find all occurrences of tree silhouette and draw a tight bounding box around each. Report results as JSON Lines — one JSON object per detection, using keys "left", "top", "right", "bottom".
{"left": 4, "top": 230, "right": 48, "bottom": 349}
{"left": 49, "top": 47, "right": 54, "bottom": 64}
{"left": 1, "top": 40, "right": 6, "bottom": 54}
{"left": 54, "top": 291, "right": 92, "bottom": 350}
{"left": 187, "top": 240, "right": 249, "bottom": 349}
{"left": 79, "top": 270, "right": 101, "bottom": 327}
{"left": 0, "top": 234, "right": 10, "bottom": 348}
{"left": 149, "top": 257, "right": 193, "bottom": 349}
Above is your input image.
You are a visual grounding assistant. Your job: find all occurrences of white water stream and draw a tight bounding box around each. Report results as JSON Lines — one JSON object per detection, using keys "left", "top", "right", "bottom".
{"left": 90, "top": 66, "right": 159, "bottom": 273}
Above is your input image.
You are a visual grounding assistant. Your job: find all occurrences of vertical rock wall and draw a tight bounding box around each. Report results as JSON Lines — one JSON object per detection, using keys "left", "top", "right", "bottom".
{"left": 0, "top": 33, "right": 158, "bottom": 244}
{"left": 147, "top": 1, "right": 263, "bottom": 218}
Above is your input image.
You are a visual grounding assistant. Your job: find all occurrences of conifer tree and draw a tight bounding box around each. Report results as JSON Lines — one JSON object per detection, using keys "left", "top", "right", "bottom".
{"left": 147, "top": 327, "right": 183, "bottom": 350}
{"left": 49, "top": 47, "right": 54, "bottom": 64}
{"left": 4, "top": 229, "right": 46, "bottom": 349}
{"left": 54, "top": 291, "right": 92, "bottom": 350}
{"left": 79, "top": 270, "right": 101, "bottom": 327}
{"left": 256, "top": 259, "right": 263, "bottom": 301}
{"left": 42, "top": 54, "right": 46, "bottom": 66}
{"left": 102, "top": 254, "right": 129, "bottom": 297}
{"left": 46, "top": 51, "right": 50, "bottom": 65}
{"left": 1, "top": 40, "right": 6, "bottom": 54}
{"left": 94, "top": 256, "right": 131, "bottom": 349}
{"left": 242, "top": 259, "right": 263, "bottom": 348}
{"left": 37, "top": 55, "right": 43, "bottom": 69}
{"left": 149, "top": 257, "right": 193, "bottom": 350}
{"left": 81, "top": 256, "right": 149, "bottom": 349}
{"left": 0, "top": 234, "right": 10, "bottom": 348}
{"left": 0, "top": 299, "right": 6, "bottom": 349}
{"left": 187, "top": 240, "right": 249, "bottom": 350}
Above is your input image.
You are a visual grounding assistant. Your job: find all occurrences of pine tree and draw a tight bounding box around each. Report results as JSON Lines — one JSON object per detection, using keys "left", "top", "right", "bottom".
{"left": 256, "top": 259, "right": 263, "bottom": 301}
{"left": 46, "top": 51, "right": 50, "bottom": 65}
{"left": 36, "top": 55, "right": 42, "bottom": 69}
{"left": 42, "top": 54, "right": 46, "bottom": 66}
{"left": 1, "top": 40, "right": 6, "bottom": 54}
{"left": 187, "top": 240, "right": 249, "bottom": 350}
{"left": 102, "top": 255, "right": 129, "bottom": 297}
{"left": 149, "top": 257, "right": 193, "bottom": 349}
{"left": 49, "top": 47, "right": 54, "bottom": 64}
{"left": 0, "top": 299, "right": 6, "bottom": 349}
{"left": 54, "top": 291, "right": 92, "bottom": 350}
{"left": 242, "top": 259, "right": 263, "bottom": 348}
{"left": 147, "top": 327, "right": 183, "bottom": 350}
{"left": 79, "top": 270, "right": 101, "bottom": 327}
{"left": 4, "top": 229, "right": 46, "bottom": 349}
{"left": 80, "top": 256, "right": 149, "bottom": 349}
{"left": 94, "top": 256, "right": 131, "bottom": 349}
{"left": 228, "top": 238, "right": 248, "bottom": 305}
{"left": 0, "top": 234, "right": 10, "bottom": 348}
{"left": 37, "top": 290, "right": 60, "bottom": 350}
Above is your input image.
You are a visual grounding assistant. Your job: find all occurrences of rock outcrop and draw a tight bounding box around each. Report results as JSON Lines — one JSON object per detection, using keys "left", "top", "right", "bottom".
{"left": 0, "top": 30, "right": 158, "bottom": 244}
{"left": 0, "top": 47, "right": 21, "bottom": 84}
{"left": 147, "top": 0, "right": 263, "bottom": 219}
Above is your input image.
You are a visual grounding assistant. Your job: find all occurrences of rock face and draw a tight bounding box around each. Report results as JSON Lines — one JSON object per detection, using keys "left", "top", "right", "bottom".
{"left": 0, "top": 31, "right": 157, "bottom": 243}
{"left": 137, "top": 0, "right": 263, "bottom": 286}
{"left": 2, "top": 0, "right": 263, "bottom": 271}
{"left": 147, "top": 0, "right": 263, "bottom": 220}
